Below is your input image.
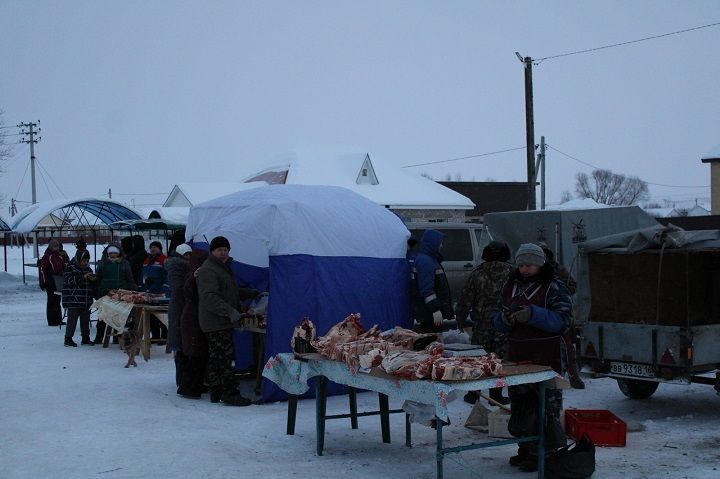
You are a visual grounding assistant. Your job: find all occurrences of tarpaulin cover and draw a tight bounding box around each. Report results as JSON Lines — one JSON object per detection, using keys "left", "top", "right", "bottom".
{"left": 185, "top": 184, "right": 412, "bottom": 402}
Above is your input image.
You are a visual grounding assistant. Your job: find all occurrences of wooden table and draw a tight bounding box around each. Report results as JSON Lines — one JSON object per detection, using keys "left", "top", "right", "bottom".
{"left": 133, "top": 304, "right": 169, "bottom": 360}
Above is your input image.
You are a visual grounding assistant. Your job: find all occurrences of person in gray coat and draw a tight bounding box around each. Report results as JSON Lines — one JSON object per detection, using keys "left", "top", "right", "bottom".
{"left": 197, "top": 236, "right": 258, "bottom": 406}
{"left": 165, "top": 243, "right": 192, "bottom": 386}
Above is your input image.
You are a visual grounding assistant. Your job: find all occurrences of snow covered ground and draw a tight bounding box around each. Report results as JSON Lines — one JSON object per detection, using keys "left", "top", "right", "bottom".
{"left": 1, "top": 244, "right": 719, "bottom": 478}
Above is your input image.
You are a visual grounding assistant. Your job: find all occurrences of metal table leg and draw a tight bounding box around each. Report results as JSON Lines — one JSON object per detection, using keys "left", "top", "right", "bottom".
{"left": 436, "top": 417, "right": 444, "bottom": 479}
{"left": 537, "top": 381, "right": 547, "bottom": 479}
{"left": 316, "top": 376, "right": 328, "bottom": 456}
{"left": 349, "top": 386, "right": 358, "bottom": 429}
{"left": 379, "top": 393, "right": 390, "bottom": 443}
{"left": 287, "top": 394, "right": 298, "bottom": 435}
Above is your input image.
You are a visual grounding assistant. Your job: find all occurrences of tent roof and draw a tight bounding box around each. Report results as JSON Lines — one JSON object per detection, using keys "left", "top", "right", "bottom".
{"left": 10, "top": 198, "right": 142, "bottom": 234}
{"left": 241, "top": 152, "right": 474, "bottom": 210}
{"left": 187, "top": 184, "right": 410, "bottom": 267}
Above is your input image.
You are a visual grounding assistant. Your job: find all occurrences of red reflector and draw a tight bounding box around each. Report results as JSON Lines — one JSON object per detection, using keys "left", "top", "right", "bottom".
{"left": 660, "top": 348, "right": 676, "bottom": 365}
{"left": 584, "top": 342, "right": 597, "bottom": 358}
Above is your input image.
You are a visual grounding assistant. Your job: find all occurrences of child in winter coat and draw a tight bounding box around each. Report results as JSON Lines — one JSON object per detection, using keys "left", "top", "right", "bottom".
{"left": 61, "top": 250, "right": 97, "bottom": 347}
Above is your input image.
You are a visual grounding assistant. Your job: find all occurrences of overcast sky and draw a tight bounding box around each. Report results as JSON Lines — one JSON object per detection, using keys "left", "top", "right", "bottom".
{"left": 1, "top": 1, "right": 718, "bottom": 214}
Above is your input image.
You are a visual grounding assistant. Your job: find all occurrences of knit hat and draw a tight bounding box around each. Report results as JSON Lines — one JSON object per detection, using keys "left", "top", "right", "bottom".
{"left": 149, "top": 241, "right": 163, "bottom": 251}
{"left": 515, "top": 243, "right": 546, "bottom": 267}
{"left": 106, "top": 246, "right": 121, "bottom": 255}
{"left": 75, "top": 237, "right": 87, "bottom": 249}
{"left": 482, "top": 241, "right": 511, "bottom": 262}
{"left": 210, "top": 236, "right": 231, "bottom": 251}
{"left": 175, "top": 244, "right": 192, "bottom": 256}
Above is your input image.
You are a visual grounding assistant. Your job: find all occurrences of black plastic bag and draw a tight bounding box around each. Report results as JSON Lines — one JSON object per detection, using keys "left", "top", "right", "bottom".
{"left": 545, "top": 432, "right": 596, "bottom": 478}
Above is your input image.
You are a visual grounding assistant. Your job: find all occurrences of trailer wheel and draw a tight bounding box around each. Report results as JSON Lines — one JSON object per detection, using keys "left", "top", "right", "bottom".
{"left": 617, "top": 379, "right": 659, "bottom": 399}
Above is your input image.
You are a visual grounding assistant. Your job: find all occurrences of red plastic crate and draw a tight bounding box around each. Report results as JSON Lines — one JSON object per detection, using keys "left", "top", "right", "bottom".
{"left": 564, "top": 409, "right": 627, "bottom": 447}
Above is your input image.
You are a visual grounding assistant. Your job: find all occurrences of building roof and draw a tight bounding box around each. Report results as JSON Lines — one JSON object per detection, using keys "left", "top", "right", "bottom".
{"left": 241, "top": 152, "right": 474, "bottom": 210}
{"left": 438, "top": 181, "right": 529, "bottom": 215}
{"left": 701, "top": 143, "right": 720, "bottom": 163}
{"left": 9, "top": 198, "right": 142, "bottom": 234}
{"left": 163, "top": 182, "right": 267, "bottom": 207}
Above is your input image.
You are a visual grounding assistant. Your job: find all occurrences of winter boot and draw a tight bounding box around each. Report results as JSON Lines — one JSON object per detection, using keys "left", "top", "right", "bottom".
{"left": 81, "top": 336, "right": 95, "bottom": 346}
{"left": 509, "top": 447, "right": 530, "bottom": 467}
{"left": 177, "top": 368, "right": 202, "bottom": 399}
{"left": 220, "top": 389, "right": 252, "bottom": 407}
{"left": 569, "top": 373, "right": 586, "bottom": 389}
{"left": 64, "top": 338, "right": 78, "bottom": 347}
{"left": 210, "top": 386, "right": 223, "bottom": 403}
{"left": 489, "top": 387, "right": 510, "bottom": 405}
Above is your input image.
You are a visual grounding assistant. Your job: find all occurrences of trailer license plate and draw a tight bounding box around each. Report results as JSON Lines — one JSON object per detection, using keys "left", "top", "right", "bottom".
{"left": 610, "top": 362, "right": 655, "bottom": 378}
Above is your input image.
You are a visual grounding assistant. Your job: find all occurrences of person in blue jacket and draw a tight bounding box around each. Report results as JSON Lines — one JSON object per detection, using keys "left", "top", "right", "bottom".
{"left": 410, "top": 229, "right": 454, "bottom": 333}
{"left": 493, "top": 242, "right": 572, "bottom": 472}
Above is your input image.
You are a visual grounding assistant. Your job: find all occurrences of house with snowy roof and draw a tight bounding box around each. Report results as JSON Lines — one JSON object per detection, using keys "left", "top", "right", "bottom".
{"left": 240, "top": 152, "right": 474, "bottom": 221}
{"left": 701, "top": 143, "right": 720, "bottom": 215}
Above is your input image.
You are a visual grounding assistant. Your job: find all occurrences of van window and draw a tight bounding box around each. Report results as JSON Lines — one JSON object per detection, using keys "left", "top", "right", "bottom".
{"left": 409, "top": 228, "right": 473, "bottom": 262}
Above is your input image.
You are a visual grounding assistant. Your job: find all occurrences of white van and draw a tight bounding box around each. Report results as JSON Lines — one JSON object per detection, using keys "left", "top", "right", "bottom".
{"left": 407, "top": 222, "right": 491, "bottom": 301}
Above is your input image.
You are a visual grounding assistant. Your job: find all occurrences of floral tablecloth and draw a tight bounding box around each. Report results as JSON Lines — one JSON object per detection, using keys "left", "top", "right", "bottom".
{"left": 263, "top": 353, "right": 557, "bottom": 422}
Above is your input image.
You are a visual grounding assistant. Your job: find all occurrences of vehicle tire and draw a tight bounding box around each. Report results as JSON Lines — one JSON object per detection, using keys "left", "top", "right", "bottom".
{"left": 616, "top": 379, "right": 659, "bottom": 399}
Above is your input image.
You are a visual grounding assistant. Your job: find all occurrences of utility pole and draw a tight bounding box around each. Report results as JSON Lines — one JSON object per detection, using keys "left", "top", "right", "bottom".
{"left": 18, "top": 121, "right": 41, "bottom": 204}
{"left": 108, "top": 188, "right": 112, "bottom": 199}
{"left": 534, "top": 136, "right": 546, "bottom": 210}
{"left": 516, "top": 53, "right": 536, "bottom": 210}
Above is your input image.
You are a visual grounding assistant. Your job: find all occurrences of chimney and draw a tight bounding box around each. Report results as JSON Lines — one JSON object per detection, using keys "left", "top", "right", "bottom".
{"left": 701, "top": 144, "right": 720, "bottom": 215}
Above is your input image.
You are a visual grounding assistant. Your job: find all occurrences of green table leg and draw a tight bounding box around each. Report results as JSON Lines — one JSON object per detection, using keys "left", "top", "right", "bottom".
{"left": 349, "top": 386, "right": 358, "bottom": 429}
{"left": 405, "top": 413, "right": 412, "bottom": 447}
{"left": 316, "top": 376, "right": 328, "bottom": 456}
{"left": 286, "top": 394, "right": 298, "bottom": 435}
{"left": 436, "top": 417, "right": 444, "bottom": 479}
{"left": 379, "top": 393, "right": 390, "bottom": 443}
{"left": 537, "top": 382, "right": 547, "bottom": 479}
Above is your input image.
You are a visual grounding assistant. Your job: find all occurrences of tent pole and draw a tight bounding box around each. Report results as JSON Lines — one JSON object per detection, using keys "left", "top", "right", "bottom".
{"left": 21, "top": 236, "right": 26, "bottom": 285}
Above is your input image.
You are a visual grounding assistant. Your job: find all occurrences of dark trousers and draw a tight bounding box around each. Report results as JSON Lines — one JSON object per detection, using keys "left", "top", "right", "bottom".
{"left": 46, "top": 290, "right": 63, "bottom": 326}
{"left": 205, "top": 329, "right": 235, "bottom": 392}
{"left": 150, "top": 316, "right": 167, "bottom": 341}
{"left": 65, "top": 307, "right": 90, "bottom": 340}
{"left": 510, "top": 384, "right": 566, "bottom": 455}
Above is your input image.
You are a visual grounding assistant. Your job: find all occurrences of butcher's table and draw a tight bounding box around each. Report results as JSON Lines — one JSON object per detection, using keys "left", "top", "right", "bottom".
{"left": 263, "top": 352, "right": 557, "bottom": 479}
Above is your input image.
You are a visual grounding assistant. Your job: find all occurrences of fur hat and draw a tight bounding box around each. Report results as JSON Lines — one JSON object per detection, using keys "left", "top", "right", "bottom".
{"left": 75, "top": 237, "right": 87, "bottom": 249}
{"left": 482, "top": 241, "right": 511, "bottom": 262}
{"left": 210, "top": 236, "right": 231, "bottom": 251}
{"left": 515, "top": 243, "right": 546, "bottom": 267}
{"left": 175, "top": 244, "right": 192, "bottom": 256}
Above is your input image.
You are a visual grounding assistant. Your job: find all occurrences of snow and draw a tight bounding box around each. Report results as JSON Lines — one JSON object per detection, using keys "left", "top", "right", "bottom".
{"left": 164, "top": 181, "right": 268, "bottom": 207}
{"left": 2, "top": 246, "right": 720, "bottom": 478}
{"left": 241, "top": 151, "right": 475, "bottom": 210}
{"left": 701, "top": 143, "right": 720, "bottom": 161}
{"left": 546, "top": 198, "right": 608, "bottom": 211}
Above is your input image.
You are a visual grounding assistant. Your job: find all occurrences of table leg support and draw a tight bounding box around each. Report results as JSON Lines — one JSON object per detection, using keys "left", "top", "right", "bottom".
{"left": 379, "top": 393, "right": 390, "bottom": 443}
{"left": 537, "top": 381, "right": 547, "bottom": 479}
{"left": 316, "top": 376, "right": 328, "bottom": 456}
{"left": 436, "top": 417, "right": 444, "bottom": 479}
{"left": 405, "top": 413, "right": 412, "bottom": 447}
{"left": 349, "top": 387, "right": 358, "bottom": 429}
{"left": 287, "top": 394, "right": 298, "bottom": 435}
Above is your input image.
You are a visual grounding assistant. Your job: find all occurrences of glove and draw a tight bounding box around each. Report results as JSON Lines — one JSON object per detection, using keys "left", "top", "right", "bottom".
{"left": 511, "top": 306, "right": 532, "bottom": 324}
{"left": 230, "top": 309, "right": 242, "bottom": 327}
{"left": 432, "top": 310, "right": 443, "bottom": 327}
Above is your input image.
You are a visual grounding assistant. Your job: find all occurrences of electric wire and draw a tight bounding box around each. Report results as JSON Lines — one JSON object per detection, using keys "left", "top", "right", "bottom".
{"left": 402, "top": 146, "right": 526, "bottom": 168}
{"left": 535, "top": 21, "right": 720, "bottom": 63}
{"left": 36, "top": 159, "right": 66, "bottom": 197}
{"left": 13, "top": 160, "right": 30, "bottom": 200}
{"left": 36, "top": 163, "right": 54, "bottom": 200}
{"left": 547, "top": 145, "right": 709, "bottom": 188}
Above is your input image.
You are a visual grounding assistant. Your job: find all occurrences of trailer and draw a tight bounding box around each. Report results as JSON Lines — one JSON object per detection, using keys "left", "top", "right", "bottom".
{"left": 576, "top": 225, "right": 720, "bottom": 398}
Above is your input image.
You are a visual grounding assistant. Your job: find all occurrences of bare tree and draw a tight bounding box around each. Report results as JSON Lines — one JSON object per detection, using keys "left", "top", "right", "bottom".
{"left": 420, "top": 172, "right": 434, "bottom": 180}
{"left": 0, "top": 109, "right": 11, "bottom": 174}
{"left": 560, "top": 190, "right": 573, "bottom": 204}
{"left": 574, "top": 169, "right": 649, "bottom": 205}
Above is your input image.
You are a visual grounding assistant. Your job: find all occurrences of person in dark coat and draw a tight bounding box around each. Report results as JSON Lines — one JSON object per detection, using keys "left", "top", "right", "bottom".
{"left": 39, "top": 239, "right": 65, "bottom": 326}
{"left": 177, "top": 249, "right": 209, "bottom": 399}
{"left": 128, "top": 234, "right": 147, "bottom": 287}
{"left": 120, "top": 236, "right": 134, "bottom": 258}
{"left": 93, "top": 243, "right": 136, "bottom": 344}
{"left": 197, "top": 236, "right": 255, "bottom": 406}
{"left": 143, "top": 240, "right": 168, "bottom": 343}
{"left": 165, "top": 243, "right": 192, "bottom": 386}
{"left": 538, "top": 242, "right": 585, "bottom": 390}
{"left": 410, "top": 229, "right": 454, "bottom": 333}
{"left": 73, "top": 237, "right": 89, "bottom": 263}
{"left": 61, "top": 250, "right": 97, "bottom": 346}
{"left": 493, "top": 243, "right": 573, "bottom": 472}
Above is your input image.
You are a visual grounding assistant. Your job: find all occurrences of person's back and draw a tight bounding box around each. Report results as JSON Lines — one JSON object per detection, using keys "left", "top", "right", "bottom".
{"left": 411, "top": 229, "right": 454, "bottom": 332}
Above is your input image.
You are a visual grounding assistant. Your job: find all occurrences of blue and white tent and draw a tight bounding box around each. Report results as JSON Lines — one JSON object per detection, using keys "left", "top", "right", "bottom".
{"left": 186, "top": 184, "right": 412, "bottom": 401}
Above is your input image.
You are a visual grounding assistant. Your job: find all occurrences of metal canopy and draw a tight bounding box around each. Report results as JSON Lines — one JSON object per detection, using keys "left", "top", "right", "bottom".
{"left": 0, "top": 217, "right": 10, "bottom": 232}
{"left": 10, "top": 198, "right": 142, "bottom": 234}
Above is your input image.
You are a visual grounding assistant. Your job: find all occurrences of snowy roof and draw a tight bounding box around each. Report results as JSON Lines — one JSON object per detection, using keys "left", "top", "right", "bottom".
{"left": 544, "top": 198, "right": 608, "bottom": 211}
{"left": 9, "top": 198, "right": 142, "bottom": 234}
{"left": 163, "top": 181, "right": 267, "bottom": 207}
{"left": 644, "top": 207, "right": 675, "bottom": 218}
{"left": 701, "top": 143, "right": 720, "bottom": 162}
{"left": 241, "top": 152, "right": 474, "bottom": 210}
{"left": 139, "top": 206, "right": 190, "bottom": 223}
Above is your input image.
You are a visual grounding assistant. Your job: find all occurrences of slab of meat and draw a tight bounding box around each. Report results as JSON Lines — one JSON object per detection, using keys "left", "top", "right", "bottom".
{"left": 108, "top": 289, "right": 147, "bottom": 304}
{"left": 430, "top": 354, "right": 503, "bottom": 381}
{"left": 311, "top": 313, "right": 364, "bottom": 358}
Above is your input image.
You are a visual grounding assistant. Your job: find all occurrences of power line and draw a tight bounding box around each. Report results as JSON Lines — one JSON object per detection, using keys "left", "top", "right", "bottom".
{"left": 35, "top": 158, "right": 65, "bottom": 197}
{"left": 547, "top": 144, "right": 710, "bottom": 188}
{"left": 13, "top": 160, "right": 30, "bottom": 200}
{"left": 402, "top": 146, "right": 526, "bottom": 168}
{"left": 535, "top": 21, "right": 720, "bottom": 63}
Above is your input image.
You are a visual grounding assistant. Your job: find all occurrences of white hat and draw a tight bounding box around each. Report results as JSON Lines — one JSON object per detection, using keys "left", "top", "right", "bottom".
{"left": 106, "top": 246, "right": 121, "bottom": 255}
{"left": 175, "top": 244, "right": 192, "bottom": 256}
